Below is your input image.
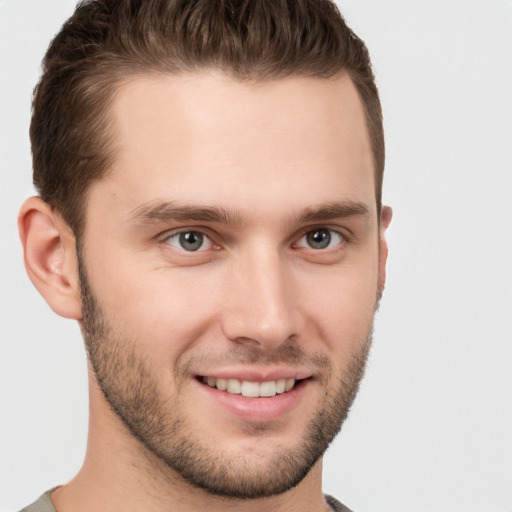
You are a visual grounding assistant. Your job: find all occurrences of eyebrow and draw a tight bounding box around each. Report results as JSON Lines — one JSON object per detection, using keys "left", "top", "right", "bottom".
{"left": 129, "top": 199, "right": 371, "bottom": 227}
{"left": 297, "top": 201, "right": 371, "bottom": 224}
{"left": 129, "top": 201, "right": 243, "bottom": 225}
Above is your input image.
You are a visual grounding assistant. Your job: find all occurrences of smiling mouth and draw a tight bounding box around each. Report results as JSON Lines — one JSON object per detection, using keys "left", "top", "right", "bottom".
{"left": 199, "top": 376, "right": 300, "bottom": 398}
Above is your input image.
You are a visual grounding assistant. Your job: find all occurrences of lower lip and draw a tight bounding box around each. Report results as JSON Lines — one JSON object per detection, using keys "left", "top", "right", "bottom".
{"left": 196, "top": 379, "right": 309, "bottom": 422}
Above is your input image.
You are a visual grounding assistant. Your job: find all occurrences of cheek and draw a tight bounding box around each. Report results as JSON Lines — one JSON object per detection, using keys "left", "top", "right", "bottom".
{"left": 87, "top": 252, "right": 224, "bottom": 358}
{"left": 297, "top": 258, "right": 379, "bottom": 353}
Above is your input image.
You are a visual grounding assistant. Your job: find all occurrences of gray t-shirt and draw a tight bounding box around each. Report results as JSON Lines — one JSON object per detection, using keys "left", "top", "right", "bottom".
{"left": 19, "top": 490, "right": 55, "bottom": 512}
{"left": 20, "top": 489, "right": 354, "bottom": 512}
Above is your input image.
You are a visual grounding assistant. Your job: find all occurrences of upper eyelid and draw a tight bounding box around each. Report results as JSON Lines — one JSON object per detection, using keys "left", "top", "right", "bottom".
{"left": 300, "top": 227, "right": 345, "bottom": 238}
{"left": 158, "top": 226, "right": 216, "bottom": 242}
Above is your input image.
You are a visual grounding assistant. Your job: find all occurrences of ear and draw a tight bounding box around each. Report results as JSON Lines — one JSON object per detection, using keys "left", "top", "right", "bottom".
{"left": 18, "top": 196, "right": 82, "bottom": 320}
{"left": 378, "top": 205, "right": 393, "bottom": 294}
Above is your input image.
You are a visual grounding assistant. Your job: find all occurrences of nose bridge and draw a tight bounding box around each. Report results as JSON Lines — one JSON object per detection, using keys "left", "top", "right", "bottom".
{"left": 222, "top": 241, "right": 299, "bottom": 348}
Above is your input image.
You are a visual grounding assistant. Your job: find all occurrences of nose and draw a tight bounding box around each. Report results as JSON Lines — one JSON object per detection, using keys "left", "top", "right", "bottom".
{"left": 220, "top": 245, "right": 302, "bottom": 350}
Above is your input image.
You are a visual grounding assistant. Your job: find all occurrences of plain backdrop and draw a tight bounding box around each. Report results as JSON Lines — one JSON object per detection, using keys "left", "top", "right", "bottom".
{"left": 1, "top": 1, "right": 511, "bottom": 511}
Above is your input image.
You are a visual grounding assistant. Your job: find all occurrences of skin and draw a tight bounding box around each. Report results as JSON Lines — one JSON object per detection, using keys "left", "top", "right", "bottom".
{"left": 19, "top": 71, "right": 391, "bottom": 512}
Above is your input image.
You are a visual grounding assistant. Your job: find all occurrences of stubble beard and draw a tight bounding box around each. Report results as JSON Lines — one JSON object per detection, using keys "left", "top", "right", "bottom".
{"left": 78, "top": 250, "right": 375, "bottom": 499}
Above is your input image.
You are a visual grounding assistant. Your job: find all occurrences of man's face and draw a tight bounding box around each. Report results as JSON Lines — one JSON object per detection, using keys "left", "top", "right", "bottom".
{"left": 79, "top": 72, "right": 385, "bottom": 497}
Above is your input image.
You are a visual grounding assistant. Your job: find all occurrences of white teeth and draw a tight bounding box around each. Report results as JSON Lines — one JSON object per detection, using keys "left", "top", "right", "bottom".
{"left": 259, "top": 381, "right": 277, "bottom": 397}
{"left": 216, "top": 378, "right": 227, "bottom": 391}
{"left": 203, "top": 377, "right": 297, "bottom": 397}
{"left": 227, "top": 379, "right": 241, "bottom": 394}
{"left": 241, "top": 381, "right": 260, "bottom": 397}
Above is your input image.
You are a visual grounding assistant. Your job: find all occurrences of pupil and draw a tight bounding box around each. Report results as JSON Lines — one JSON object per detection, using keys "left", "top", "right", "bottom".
{"left": 180, "top": 232, "right": 203, "bottom": 251}
{"left": 308, "top": 229, "right": 330, "bottom": 249}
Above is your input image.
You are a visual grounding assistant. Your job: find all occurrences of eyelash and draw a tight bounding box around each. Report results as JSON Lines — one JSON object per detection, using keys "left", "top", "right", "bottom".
{"left": 161, "top": 227, "right": 348, "bottom": 254}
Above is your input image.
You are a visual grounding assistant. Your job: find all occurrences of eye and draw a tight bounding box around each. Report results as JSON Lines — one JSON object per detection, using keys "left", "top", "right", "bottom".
{"left": 165, "top": 231, "right": 213, "bottom": 252}
{"left": 296, "top": 228, "right": 344, "bottom": 250}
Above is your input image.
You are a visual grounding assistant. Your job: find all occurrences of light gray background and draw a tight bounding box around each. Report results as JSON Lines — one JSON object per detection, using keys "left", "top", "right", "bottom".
{"left": 1, "top": 1, "right": 511, "bottom": 511}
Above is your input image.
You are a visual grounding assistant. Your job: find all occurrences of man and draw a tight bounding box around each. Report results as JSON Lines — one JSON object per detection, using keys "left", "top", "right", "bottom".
{"left": 18, "top": 0, "right": 391, "bottom": 511}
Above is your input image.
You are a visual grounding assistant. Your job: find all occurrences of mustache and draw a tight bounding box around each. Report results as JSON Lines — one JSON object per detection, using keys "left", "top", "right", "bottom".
{"left": 178, "top": 341, "right": 331, "bottom": 373}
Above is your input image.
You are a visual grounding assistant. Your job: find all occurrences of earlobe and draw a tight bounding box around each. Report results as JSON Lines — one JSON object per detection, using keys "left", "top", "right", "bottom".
{"left": 18, "top": 197, "right": 82, "bottom": 320}
{"left": 378, "top": 206, "right": 393, "bottom": 293}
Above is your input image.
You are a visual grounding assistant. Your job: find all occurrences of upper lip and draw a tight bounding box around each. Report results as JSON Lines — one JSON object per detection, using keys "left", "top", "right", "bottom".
{"left": 196, "top": 367, "right": 313, "bottom": 382}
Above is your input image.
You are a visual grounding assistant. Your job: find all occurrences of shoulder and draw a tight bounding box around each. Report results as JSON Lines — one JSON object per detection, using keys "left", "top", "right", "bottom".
{"left": 18, "top": 490, "right": 56, "bottom": 512}
{"left": 325, "top": 494, "right": 355, "bottom": 512}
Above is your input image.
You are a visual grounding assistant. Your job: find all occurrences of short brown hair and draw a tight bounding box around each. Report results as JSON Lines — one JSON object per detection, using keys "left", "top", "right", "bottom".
{"left": 31, "top": 0, "right": 384, "bottom": 237}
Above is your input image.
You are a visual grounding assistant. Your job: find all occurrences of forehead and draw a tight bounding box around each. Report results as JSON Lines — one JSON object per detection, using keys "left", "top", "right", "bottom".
{"left": 88, "top": 71, "right": 375, "bottom": 224}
